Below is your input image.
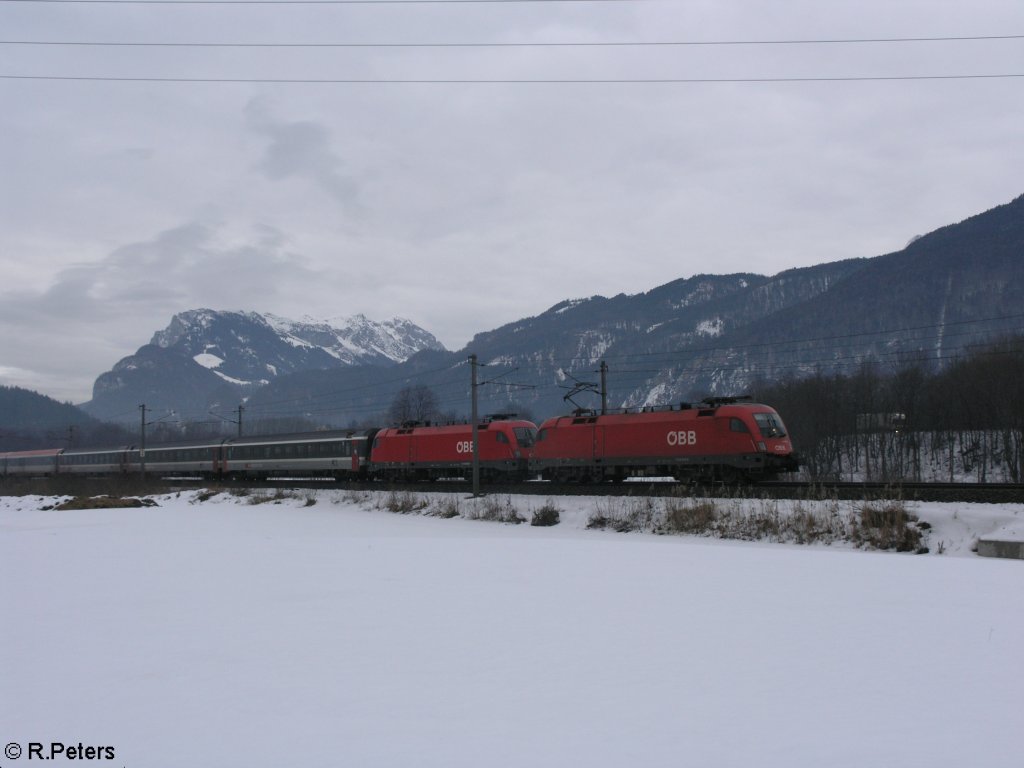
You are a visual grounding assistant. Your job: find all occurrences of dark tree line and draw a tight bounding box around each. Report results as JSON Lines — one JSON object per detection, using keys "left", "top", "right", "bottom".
{"left": 753, "top": 336, "right": 1024, "bottom": 482}
{"left": 0, "top": 385, "right": 135, "bottom": 451}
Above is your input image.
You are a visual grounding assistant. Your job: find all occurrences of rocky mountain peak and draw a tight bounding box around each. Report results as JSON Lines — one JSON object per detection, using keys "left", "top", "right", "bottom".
{"left": 84, "top": 310, "right": 446, "bottom": 419}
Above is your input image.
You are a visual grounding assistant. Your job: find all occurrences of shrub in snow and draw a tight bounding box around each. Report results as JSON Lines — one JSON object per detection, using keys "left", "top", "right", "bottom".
{"left": 659, "top": 498, "right": 717, "bottom": 534}
{"left": 342, "top": 489, "right": 370, "bottom": 505}
{"left": 587, "top": 496, "right": 657, "bottom": 532}
{"left": 54, "top": 495, "right": 158, "bottom": 510}
{"left": 246, "top": 488, "right": 296, "bottom": 505}
{"left": 430, "top": 496, "right": 461, "bottom": 519}
{"left": 852, "top": 500, "right": 924, "bottom": 552}
{"left": 380, "top": 490, "right": 429, "bottom": 513}
{"left": 530, "top": 502, "right": 561, "bottom": 527}
{"left": 584, "top": 492, "right": 924, "bottom": 551}
{"left": 466, "top": 495, "right": 524, "bottom": 524}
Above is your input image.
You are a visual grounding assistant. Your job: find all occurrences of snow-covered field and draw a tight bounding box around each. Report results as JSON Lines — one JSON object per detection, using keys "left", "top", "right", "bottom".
{"left": 2, "top": 489, "right": 1022, "bottom": 767}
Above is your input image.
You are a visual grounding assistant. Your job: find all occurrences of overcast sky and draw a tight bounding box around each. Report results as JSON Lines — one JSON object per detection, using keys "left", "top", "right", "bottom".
{"left": 1, "top": 0, "right": 1022, "bottom": 404}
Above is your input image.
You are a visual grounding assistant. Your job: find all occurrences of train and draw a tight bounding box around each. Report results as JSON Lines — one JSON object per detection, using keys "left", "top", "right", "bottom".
{"left": 0, "top": 398, "right": 797, "bottom": 484}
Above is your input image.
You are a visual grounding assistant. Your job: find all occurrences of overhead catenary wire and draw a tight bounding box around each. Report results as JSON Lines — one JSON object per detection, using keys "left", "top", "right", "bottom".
{"left": 4, "top": 14, "right": 1019, "bottom": 84}
{"left": 4, "top": 73, "right": 1023, "bottom": 83}
{"left": 4, "top": 34, "right": 1022, "bottom": 48}
{"left": 0, "top": 0, "right": 666, "bottom": 4}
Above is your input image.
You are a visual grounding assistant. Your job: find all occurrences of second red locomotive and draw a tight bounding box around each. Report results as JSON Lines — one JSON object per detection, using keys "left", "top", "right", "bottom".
{"left": 370, "top": 418, "right": 537, "bottom": 482}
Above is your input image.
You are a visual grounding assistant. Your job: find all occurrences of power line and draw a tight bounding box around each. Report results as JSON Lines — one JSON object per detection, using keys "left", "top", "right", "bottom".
{"left": 3, "top": 34, "right": 1022, "bottom": 48}
{"left": 3, "top": 73, "right": 1022, "bottom": 83}
{"left": 1, "top": 0, "right": 656, "bottom": 4}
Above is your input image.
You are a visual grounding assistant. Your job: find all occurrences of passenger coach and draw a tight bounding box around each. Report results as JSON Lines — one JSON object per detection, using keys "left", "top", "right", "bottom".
{"left": 61, "top": 446, "right": 136, "bottom": 475}
{"left": 222, "top": 430, "right": 376, "bottom": 480}
{"left": 0, "top": 448, "right": 62, "bottom": 477}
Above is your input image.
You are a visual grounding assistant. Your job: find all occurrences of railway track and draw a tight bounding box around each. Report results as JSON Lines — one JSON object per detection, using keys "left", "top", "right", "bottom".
{"left": 5, "top": 476, "right": 1022, "bottom": 504}
{"left": 458, "top": 480, "right": 1024, "bottom": 504}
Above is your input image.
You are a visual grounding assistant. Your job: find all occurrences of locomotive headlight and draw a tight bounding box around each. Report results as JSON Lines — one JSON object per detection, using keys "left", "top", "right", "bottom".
{"left": 757, "top": 441, "right": 767, "bottom": 453}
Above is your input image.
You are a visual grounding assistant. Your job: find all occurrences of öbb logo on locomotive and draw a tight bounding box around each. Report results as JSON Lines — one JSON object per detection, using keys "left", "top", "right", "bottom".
{"left": 667, "top": 430, "right": 698, "bottom": 447}
{"left": 0, "top": 398, "right": 798, "bottom": 483}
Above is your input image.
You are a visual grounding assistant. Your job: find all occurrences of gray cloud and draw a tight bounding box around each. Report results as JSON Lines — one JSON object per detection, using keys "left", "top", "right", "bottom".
{"left": 244, "top": 99, "right": 360, "bottom": 203}
{"left": 0, "top": 222, "right": 320, "bottom": 401}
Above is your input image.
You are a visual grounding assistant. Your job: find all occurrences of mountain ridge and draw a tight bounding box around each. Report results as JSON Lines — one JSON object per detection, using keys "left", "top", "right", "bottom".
{"left": 65, "top": 192, "right": 1024, "bottom": 427}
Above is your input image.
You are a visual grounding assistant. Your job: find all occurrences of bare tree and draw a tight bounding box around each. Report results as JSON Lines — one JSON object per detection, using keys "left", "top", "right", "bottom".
{"left": 388, "top": 384, "right": 440, "bottom": 425}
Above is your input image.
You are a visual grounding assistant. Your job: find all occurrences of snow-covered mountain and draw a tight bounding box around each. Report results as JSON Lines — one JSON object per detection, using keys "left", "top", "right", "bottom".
{"left": 83, "top": 310, "right": 444, "bottom": 421}
{"left": 151, "top": 309, "right": 445, "bottom": 387}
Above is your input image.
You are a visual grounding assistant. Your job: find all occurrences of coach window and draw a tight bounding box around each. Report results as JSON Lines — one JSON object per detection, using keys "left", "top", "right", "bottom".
{"left": 496, "top": 432, "right": 509, "bottom": 444}
{"left": 730, "top": 418, "right": 750, "bottom": 433}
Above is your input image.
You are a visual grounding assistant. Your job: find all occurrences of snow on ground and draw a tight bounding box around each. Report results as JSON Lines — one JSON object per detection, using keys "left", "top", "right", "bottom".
{"left": 2, "top": 489, "right": 1022, "bottom": 768}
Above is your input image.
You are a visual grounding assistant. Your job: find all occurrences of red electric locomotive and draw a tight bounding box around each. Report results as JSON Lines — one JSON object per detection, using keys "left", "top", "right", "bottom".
{"left": 369, "top": 417, "right": 538, "bottom": 481}
{"left": 531, "top": 398, "right": 798, "bottom": 482}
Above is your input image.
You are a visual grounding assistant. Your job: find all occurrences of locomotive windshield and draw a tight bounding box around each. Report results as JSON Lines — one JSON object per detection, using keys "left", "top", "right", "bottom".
{"left": 753, "top": 413, "right": 787, "bottom": 438}
{"left": 513, "top": 427, "right": 537, "bottom": 448}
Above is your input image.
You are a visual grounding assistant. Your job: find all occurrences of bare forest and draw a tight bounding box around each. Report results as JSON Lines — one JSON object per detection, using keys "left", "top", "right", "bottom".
{"left": 753, "top": 336, "right": 1024, "bottom": 482}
